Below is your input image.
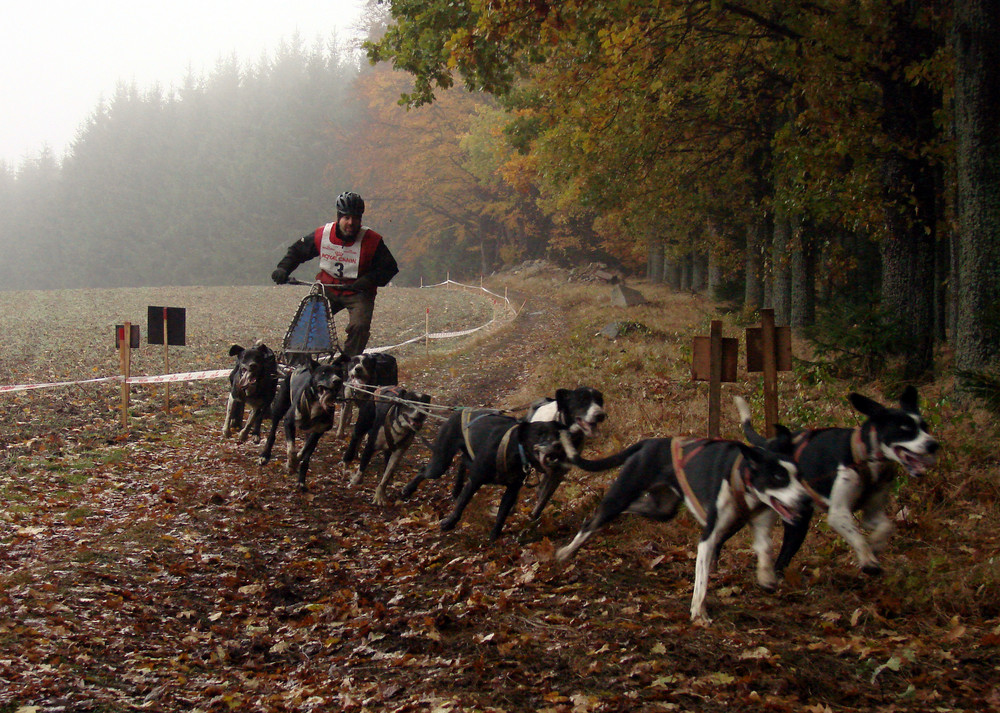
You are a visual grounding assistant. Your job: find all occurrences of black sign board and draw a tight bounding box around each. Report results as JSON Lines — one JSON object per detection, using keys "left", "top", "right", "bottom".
{"left": 147, "top": 306, "right": 187, "bottom": 346}
{"left": 115, "top": 324, "right": 141, "bottom": 349}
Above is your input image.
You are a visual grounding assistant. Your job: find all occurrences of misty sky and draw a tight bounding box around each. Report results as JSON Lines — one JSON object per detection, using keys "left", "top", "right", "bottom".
{"left": 2, "top": 0, "right": 365, "bottom": 168}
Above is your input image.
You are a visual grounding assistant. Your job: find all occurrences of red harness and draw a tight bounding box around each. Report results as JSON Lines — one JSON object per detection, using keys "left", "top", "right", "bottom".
{"left": 671, "top": 438, "right": 752, "bottom": 523}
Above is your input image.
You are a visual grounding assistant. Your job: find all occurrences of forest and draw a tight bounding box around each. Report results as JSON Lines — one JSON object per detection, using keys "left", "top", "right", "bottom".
{"left": 1, "top": 0, "right": 998, "bottom": 383}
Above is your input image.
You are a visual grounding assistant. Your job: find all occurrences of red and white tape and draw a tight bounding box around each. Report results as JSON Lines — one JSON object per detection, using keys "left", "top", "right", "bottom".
{"left": 0, "top": 369, "right": 231, "bottom": 394}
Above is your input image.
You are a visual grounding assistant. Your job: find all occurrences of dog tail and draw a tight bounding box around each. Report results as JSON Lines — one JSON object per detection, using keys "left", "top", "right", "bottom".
{"left": 559, "top": 431, "right": 644, "bottom": 472}
{"left": 733, "top": 396, "right": 769, "bottom": 448}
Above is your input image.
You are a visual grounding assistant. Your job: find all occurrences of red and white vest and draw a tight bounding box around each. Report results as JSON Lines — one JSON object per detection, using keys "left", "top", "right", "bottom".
{"left": 314, "top": 222, "right": 383, "bottom": 292}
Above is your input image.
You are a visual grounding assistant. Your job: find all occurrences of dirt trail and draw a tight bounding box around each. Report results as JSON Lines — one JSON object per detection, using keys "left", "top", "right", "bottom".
{"left": 406, "top": 293, "right": 564, "bottom": 411}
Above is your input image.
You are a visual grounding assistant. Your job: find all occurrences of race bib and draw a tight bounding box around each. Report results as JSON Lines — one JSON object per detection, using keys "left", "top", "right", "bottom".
{"left": 318, "top": 223, "right": 367, "bottom": 280}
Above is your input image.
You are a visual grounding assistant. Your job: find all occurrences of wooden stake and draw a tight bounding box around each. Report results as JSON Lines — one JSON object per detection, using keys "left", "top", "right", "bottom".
{"left": 708, "top": 320, "right": 722, "bottom": 437}
{"left": 425, "top": 307, "right": 430, "bottom": 355}
{"left": 120, "top": 321, "right": 131, "bottom": 428}
{"left": 761, "top": 308, "right": 778, "bottom": 437}
{"left": 163, "top": 307, "right": 170, "bottom": 411}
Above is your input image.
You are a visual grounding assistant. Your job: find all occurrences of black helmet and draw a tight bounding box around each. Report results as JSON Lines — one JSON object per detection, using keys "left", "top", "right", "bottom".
{"left": 336, "top": 191, "right": 365, "bottom": 217}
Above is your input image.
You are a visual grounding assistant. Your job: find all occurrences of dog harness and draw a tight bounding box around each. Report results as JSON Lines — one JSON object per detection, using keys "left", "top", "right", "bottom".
{"left": 375, "top": 385, "right": 406, "bottom": 449}
{"left": 791, "top": 425, "right": 882, "bottom": 510}
{"left": 670, "top": 438, "right": 753, "bottom": 524}
{"left": 460, "top": 409, "right": 529, "bottom": 479}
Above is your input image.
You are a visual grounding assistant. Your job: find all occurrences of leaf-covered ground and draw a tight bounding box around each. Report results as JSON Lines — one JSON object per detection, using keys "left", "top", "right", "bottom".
{"left": 1, "top": 283, "right": 998, "bottom": 712}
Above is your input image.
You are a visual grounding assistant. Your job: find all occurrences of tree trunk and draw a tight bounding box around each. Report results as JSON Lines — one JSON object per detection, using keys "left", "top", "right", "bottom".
{"left": 691, "top": 252, "right": 707, "bottom": 292}
{"left": 876, "top": 8, "right": 942, "bottom": 380}
{"left": 790, "top": 219, "right": 815, "bottom": 328}
{"left": 479, "top": 215, "right": 498, "bottom": 275}
{"left": 744, "top": 218, "right": 766, "bottom": 311}
{"left": 647, "top": 240, "right": 665, "bottom": 282}
{"left": 664, "top": 252, "right": 682, "bottom": 290}
{"left": 707, "top": 250, "right": 723, "bottom": 299}
{"left": 772, "top": 212, "right": 792, "bottom": 325}
{"left": 954, "top": 0, "right": 1000, "bottom": 374}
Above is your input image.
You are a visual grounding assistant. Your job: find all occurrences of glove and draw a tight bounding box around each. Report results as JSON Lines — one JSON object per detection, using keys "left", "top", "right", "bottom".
{"left": 271, "top": 268, "right": 288, "bottom": 285}
{"left": 350, "top": 275, "right": 375, "bottom": 292}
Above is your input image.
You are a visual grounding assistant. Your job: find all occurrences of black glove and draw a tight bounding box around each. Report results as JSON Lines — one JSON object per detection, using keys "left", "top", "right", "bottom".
{"left": 271, "top": 268, "right": 289, "bottom": 285}
{"left": 351, "top": 275, "right": 375, "bottom": 292}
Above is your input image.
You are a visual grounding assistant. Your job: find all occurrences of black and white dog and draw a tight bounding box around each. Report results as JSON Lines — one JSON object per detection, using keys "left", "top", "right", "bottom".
{"left": 734, "top": 385, "right": 939, "bottom": 576}
{"left": 524, "top": 387, "right": 605, "bottom": 519}
{"left": 557, "top": 433, "right": 809, "bottom": 622}
{"left": 334, "top": 352, "right": 399, "bottom": 438}
{"left": 222, "top": 342, "right": 278, "bottom": 443}
{"left": 401, "top": 408, "right": 570, "bottom": 541}
{"left": 343, "top": 385, "right": 432, "bottom": 506}
{"left": 258, "top": 358, "right": 344, "bottom": 488}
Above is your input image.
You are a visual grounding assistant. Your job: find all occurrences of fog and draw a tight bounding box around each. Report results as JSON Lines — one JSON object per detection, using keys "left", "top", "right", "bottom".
{"left": 1, "top": 0, "right": 364, "bottom": 168}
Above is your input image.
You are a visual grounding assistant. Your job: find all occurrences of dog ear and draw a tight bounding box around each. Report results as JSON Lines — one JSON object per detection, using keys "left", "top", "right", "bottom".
{"left": 555, "top": 388, "right": 571, "bottom": 411}
{"left": 229, "top": 344, "right": 244, "bottom": 357}
{"left": 898, "top": 384, "right": 920, "bottom": 413}
{"left": 848, "top": 392, "right": 886, "bottom": 418}
{"left": 773, "top": 424, "right": 794, "bottom": 450}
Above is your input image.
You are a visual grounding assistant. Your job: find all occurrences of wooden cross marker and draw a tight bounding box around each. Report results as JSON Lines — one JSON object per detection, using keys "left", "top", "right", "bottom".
{"left": 692, "top": 320, "right": 738, "bottom": 437}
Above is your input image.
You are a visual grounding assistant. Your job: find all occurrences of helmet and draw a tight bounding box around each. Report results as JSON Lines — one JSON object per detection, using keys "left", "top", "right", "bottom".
{"left": 336, "top": 191, "right": 365, "bottom": 217}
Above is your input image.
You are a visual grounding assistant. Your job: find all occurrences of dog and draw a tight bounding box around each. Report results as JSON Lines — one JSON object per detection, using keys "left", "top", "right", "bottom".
{"left": 222, "top": 342, "right": 278, "bottom": 443}
{"left": 556, "top": 433, "right": 810, "bottom": 622}
{"left": 734, "top": 385, "right": 939, "bottom": 576}
{"left": 525, "top": 387, "right": 606, "bottom": 520}
{"left": 343, "top": 385, "right": 432, "bottom": 505}
{"left": 257, "top": 358, "right": 344, "bottom": 488}
{"left": 334, "top": 352, "right": 399, "bottom": 438}
{"left": 400, "top": 408, "right": 570, "bottom": 541}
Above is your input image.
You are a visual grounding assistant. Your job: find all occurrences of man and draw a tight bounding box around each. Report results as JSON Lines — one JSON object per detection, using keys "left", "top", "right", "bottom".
{"left": 271, "top": 191, "right": 398, "bottom": 357}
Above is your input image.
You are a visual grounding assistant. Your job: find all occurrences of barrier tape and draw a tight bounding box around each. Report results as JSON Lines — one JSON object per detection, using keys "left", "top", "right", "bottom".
{"left": 0, "top": 375, "right": 123, "bottom": 394}
{"left": 128, "top": 369, "right": 231, "bottom": 384}
{"left": 1, "top": 280, "right": 516, "bottom": 395}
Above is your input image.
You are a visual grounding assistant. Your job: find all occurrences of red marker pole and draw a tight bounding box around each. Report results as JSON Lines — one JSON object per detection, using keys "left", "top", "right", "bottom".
{"left": 163, "top": 307, "right": 171, "bottom": 411}
{"left": 119, "top": 322, "right": 132, "bottom": 428}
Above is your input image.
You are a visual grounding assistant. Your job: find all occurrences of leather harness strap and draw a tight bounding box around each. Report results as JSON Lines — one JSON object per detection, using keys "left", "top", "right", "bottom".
{"left": 671, "top": 438, "right": 708, "bottom": 523}
{"left": 496, "top": 425, "right": 524, "bottom": 477}
{"left": 461, "top": 409, "right": 525, "bottom": 477}
{"left": 673, "top": 438, "right": 756, "bottom": 523}
{"left": 850, "top": 426, "right": 869, "bottom": 463}
{"left": 376, "top": 385, "right": 405, "bottom": 448}
{"left": 460, "top": 408, "right": 478, "bottom": 461}
{"left": 728, "top": 454, "right": 751, "bottom": 519}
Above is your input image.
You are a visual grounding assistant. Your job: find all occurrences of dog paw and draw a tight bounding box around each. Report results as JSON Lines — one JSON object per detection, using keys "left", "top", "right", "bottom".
{"left": 691, "top": 612, "right": 713, "bottom": 626}
{"left": 861, "top": 562, "right": 883, "bottom": 576}
{"left": 439, "top": 518, "right": 457, "bottom": 532}
{"left": 373, "top": 489, "right": 388, "bottom": 507}
{"left": 257, "top": 455, "right": 270, "bottom": 467}
{"left": 758, "top": 579, "right": 778, "bottom": 593}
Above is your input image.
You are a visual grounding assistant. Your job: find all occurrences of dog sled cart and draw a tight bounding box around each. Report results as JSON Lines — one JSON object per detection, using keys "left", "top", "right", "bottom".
{"left": 279, "top": 280, "right": 343, "bottom": 367}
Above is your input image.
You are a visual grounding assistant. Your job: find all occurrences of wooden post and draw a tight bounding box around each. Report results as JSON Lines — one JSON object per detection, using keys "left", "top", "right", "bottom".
{"left": 761, "top": 308, "right": 778, "bottom": 437}
{"left": 162, "top": 307, "right": 170, "bottom": 411}
{"left": 120, "top": 321, "right": 131, "bottom": 428}
{"left": 425, "top": 307, "right": 430, "bottom": 355}
{"left": 708, "top": 320, "right": 723, "bottom": 437}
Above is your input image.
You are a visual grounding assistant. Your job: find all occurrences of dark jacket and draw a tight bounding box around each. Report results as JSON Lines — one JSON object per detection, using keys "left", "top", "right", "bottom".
{"left": 276, "top": 225, "right": 399, "bottom": 291}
